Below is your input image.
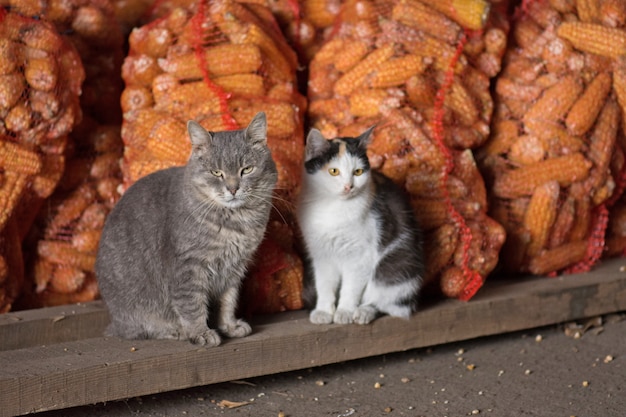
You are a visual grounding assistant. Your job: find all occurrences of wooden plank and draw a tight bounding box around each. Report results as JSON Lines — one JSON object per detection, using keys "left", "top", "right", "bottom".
{"left": 1, "top": 258, "right": 625, "bottom": 417}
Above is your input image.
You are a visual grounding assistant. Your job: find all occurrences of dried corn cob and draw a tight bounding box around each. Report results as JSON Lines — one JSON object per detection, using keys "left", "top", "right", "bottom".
{"left": 480, "top": 120, "right": 519, "bottom": 156}
{"left": 445, "top": 76, "right": 479, "bottom": 127}
{"left": 493, "top": 153, "right": 592, "bottom": 198}
{"left": 420, "top": 0, "right": 490, "bottom": 31}
{"left": 556, "top": 21, "right": 626, "bottom": 58}
{"left": 303, "top": 0, "right": 340, "bottom": 28}
{"left": 146, "top": 120, "right": 191, "bottom": 165}
{"left": 565, "top": 72, "right": 612, "bottom": 136}
{"left": 392, "top": 0, "right": 461, "bottom": 44}
{"left": 334, "top": 40, "right": 370, "bottom": 72}
{"left": 0, "top": 141, "right": 42, "bottom": 175}
{"left": 576, "top": 0, "right": 600, "bottom": 23}
{"left": 49, "top": 266, "right": 86, "bottom": 294}
{"left": 528, "top": 240, "right": 588, "bottom": 275}
{"left": 523, "top": 181, "right": 560, "bottom": 256}
{"left": 523, "top": 75, "right": 583, "bottom": 126}
{"left": 0, "top": 73, "right": 24, "bottom": 110}
{"left": 0, "top": 171, "right": 27, "bottom": 229}
{"left": 368, "top": 55, "right": 426, "bottom": 88}
{"left": 334, "top": 44, "right": 395, "bottom": 96}
{"left": 212, "top": 73, "right": 266, "bottom": 97}
{"left": 549, "top": 196, "right": 575, "bottom": 248}
{"left": 349, "top": 89, "right": 394, "bottom": 118}
{"left": 121, "top": 86, "right": 154, "bottom": 113}
{"left": 508, "top": 135, "right": 546, "bottom": 166}
{"left": 424, "top": 224, "right": 458, "bottom": 283}
{"left": 37, "top": 241, "right": 97, "bottom": 272}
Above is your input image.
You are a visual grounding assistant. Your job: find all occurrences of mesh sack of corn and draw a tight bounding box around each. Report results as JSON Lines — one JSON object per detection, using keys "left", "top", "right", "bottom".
{"left": 477, "top": 0, "right": 626, "bottom": 276}
{"left": 306, "top": 0, "right": 509, "bottom": 300}
{"left": 120, "top": 0, "right": 305, "bottom": 314}
{"left": 0, "top": 8, "right": 85, "bottom": 311}
{"left": 1, "top": 0, "right": 126, "bottom": 309}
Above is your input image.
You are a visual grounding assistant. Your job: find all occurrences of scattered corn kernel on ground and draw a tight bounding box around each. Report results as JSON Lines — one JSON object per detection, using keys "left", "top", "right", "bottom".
{"left": 33, "top": 313, "right": 626, "bottom": 417}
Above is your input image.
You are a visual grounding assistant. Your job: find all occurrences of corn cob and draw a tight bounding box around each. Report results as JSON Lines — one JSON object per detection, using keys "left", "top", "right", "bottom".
{"left": 406, "top": 74, "right": 436, "bottom": 107}
{"left": 0, "top": 39, "right": 19, "bottom": 75}
{"left": 157, "top": 44, "right": 263, "bottom": 79}
{"left": 49, "top": 266, "right": 86, "bottom": 294}
{"left": 122, "top": 54, "right": 160, "bottom": 87}
{"left": 154, "top": 82, "right": 222, "bottom": 118}
{"left": 417, "top": 0, "right": 490, "bottom": 30}
{"left": 19, "top": 20, "right": 65, "bottom": 52}
{"left": 4, "top": 103, "right": 31, "bottom": 134}
{"left": 508, "top": 135, "right": 545, "bottom": 166}
{"left": 410, "top": 198, "right": 449, "bottom": 230}
{"left": 524, "top": 119, "right": 585, "bottom": 156}
{"left": 302, "top": 0, "right": 340, "bottom": 28}
{"left": 240, "top": 23, "right": 295, "bottom": 82}
{"left": 349, "top": 89, "right": 392, "bottom": 118}
{"left": 528, "top": 240, "right": 588, "bottom": 275}
{"left": 37, "top": 240, "right": 96, "bottom": 272}
{"left": 440, "top": 266, "right": 467, "bottom": 298}
{"left": 233, "top": 101, "right": 296, "bottom": 137}
{"left": 565, "top": 72, "right": 612, "bottom": 136}
{"left": 121, "top": 86, "right": 154, "bottom": 113}
{"left": 495, "top": 77, "right": 543, "bottom": 102}
{"left": 0, "top": 141, "right": 42, "bottom": 175}
{"left": 549, "top": 196, "right": 575, "bottom": 248}
{"left": 424, "top": 223, "right": 458, "bottom": 283}
{"left": 0, "top": 171, "right": 27, "bottom": 229}
{"left": 146, "top": 120, "right": 191, "bottom": 165}
{"left": 599, "top": 0, "right": 626, "bottom": 28}
{"left": 212, "top": 73, "right": 266, "bottom": 97}
{"left": 89, "top": 152, "right": 122, "bottom": 180}
{"left": 613, "top": 57, "right": 626, "bottom": 118}
{"left": 32, "top": 153, "right": 65, "bottom": 199}
{"left": 493, "top": 153, "right": 592, "bottom": 198}
{"left": 333, "top": 44, "right": 395, "bottom": 96}
{"left": 445, "top": 76, "right": 479, "bottom": 127}
{"left": 0, "top": 73, "right": 24, "bottom": 110}
{"left": 587, "top": 99, "right": 620, "bottom": 176}
{"left": 556, "top": 22, "right": 626, "bottom": 59}
{"left": 312, "top": 38, "right": 345, "bottom": 65}
{"left": 576, "top": 0, "right": 600, "bottom": 23}
{"left": 96, "top": 177, "right": 121, "bottom": 206}
{"left": 392, "top": 0, "right": 461, "bottom": 44}
{"left": 368, "top": 55, "right": 426, "bottom": 88}
{"left": 275, "top": 252, "right": 303, "bottom": 311}
{"left": 405, "top": 35, "right": 467, "bottom": 73}
{"left": 334, "top": 40, "right": 370, "bottom": 73}
{"left": 523, "top": 181, "right": 560, "bottom": 257}
{"left": 523, "top": 75, "right": 583, "bottom": 126}
{"left": 480, "top": 120, "right": 520, "bottom": 156}
{"left": 381, "top": 155, "right": 410, "bottom": 185}
{"left": 128, "top": 24, "right": 173, "bottom": 59}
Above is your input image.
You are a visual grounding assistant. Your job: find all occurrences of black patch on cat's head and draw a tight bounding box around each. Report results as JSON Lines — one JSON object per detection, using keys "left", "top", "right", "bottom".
{"left": 304, "top": 127, "right": 375, "bottom": 174}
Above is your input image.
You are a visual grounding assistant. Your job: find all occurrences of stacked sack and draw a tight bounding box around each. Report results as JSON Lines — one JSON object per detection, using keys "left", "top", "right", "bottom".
{"left": 120, "top": 0, "right": 306, "bottom": 314}
{"left": 306, "top": 0, "right": 509, "bottom": 300}
{"left": 0, "top": 9, "right": 85, "bottom": 311}
{"left": 479, "top": 0, "right": 626, "bottom": 276}
{"left": 2, "top": 0, "right": 127, "bottom": 308}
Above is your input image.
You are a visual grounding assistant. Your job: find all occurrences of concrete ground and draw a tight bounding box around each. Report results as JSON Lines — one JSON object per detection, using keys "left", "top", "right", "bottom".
{"left": 32, "top": 312, "right": 625, "bottom": 417}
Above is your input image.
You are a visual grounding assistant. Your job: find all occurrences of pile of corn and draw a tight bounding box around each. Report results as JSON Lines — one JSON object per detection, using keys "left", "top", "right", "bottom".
{"left": 0, "top": 9, "right": 85, "bottom": 312}
{"left": 120, "top": 0, "right": 305, "bottom": 313}
{"left": 306, "top": 0, "right": 508, "bottom": 299}
{"left": 479, "top": 0, "right": 626, "bottom": 276}
{"left": 2, "top": 0, "right": 126, "bottom": 309}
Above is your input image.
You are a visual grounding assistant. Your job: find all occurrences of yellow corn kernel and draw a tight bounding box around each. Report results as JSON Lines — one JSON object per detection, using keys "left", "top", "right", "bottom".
{"left": 146, "top": 119, "right": 191, "bottom": 165}
{"left": 349, "top": 89, "right": 391, "bottom": 117}
{"left": 493, "top": 153, "right": 592, "bottom": 199}
{"left": 312, "top": 38, "right": 345, "bottom": 65}
{"left": 240, "top": 23, "right": 296, "bottom": 82}
{"left": 334, "top": 44, "right": 395, "bottom": 96}
{"left": 576, "top": 0, "right": 600, "bottom": 23}
{"left": 523, "top": 181, "right": 560, "bottom": 257}
{"left": 445, "top": 76, "right": 479, "bottom": 127}
{"left": 0, "top": 141, "right": 42, "bottom": 175}
{"left": 334, "top": 40, "right": 370, "bottom": 73}
{"left": 565, "top": 72, "right": 612, "bottom": 136}
{"left": 368, "top": 54, "right": 426, "bottom": 88}
{"left": 158, "top": 43, "right": 263, "bottom": 79}
{"left": 0, "top": 171, "right": 27, "bottom": 229}
{"left": 556, "top": 21, "right": 626, "bottom": 59}
{"left": 212, "top": 73, "right": 266, "bottom": 97}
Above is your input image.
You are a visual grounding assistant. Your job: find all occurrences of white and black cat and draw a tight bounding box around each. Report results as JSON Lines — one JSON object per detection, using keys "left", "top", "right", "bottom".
{"left": 96, "top": 112, "right": 277, "bottom": 346}
{"left": 297, "top": 127, "right": 424, "bottom": 325}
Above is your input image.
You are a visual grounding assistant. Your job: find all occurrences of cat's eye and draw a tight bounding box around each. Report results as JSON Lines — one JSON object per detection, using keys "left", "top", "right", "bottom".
{"left": 241, "top": 166, "right": 254, "bottom": 176}
{"left": 328, "top": 168, "right": 340, "bottom": 176}
{"left": 354, "top": 168, "right": 364, "bottom": 176}
{"left": 211, "top": 170, "right": 223, "bottom": 177}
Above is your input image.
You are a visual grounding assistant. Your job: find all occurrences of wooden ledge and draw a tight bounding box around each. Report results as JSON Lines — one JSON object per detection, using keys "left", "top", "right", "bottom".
{"left": 1, "top": 258, "right": 626, "bottom": 416}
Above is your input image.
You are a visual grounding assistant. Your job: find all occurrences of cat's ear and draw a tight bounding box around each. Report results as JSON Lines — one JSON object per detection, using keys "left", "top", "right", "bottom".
{"left": 305, "top": 128, "right": 331, "bottom": 161}
{"left": 358, "top": 125, "right": 375, "bottom": 148}
{"left": 187, "top": 120, "right": 213, "bottom": 150}
{"left": 245, "top": 112, "right": 268, "bottom": 146}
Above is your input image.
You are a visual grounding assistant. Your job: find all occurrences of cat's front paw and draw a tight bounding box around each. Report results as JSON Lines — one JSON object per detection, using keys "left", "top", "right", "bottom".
{"left": 310, "top": 309, "right": 333, "bottom": 324}
{"left": 353, "top": 305, "right": 377, "bottom": 325}
{"left": 220, "top": 319, "right": 252, "bottom": 338}
{"left": 189, "top": 329, "right": 221, "bottom": 346}
{"left": 333, "top": 309, "right": 354, "bottom": 324}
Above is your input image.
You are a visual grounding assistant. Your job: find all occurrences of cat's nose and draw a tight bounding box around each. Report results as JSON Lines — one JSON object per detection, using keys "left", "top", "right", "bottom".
{"left": 228, "top": 187, "right": 238, "bottom": 195}
{"left": 343, "top": 184, "right": 353, "bottom": 192}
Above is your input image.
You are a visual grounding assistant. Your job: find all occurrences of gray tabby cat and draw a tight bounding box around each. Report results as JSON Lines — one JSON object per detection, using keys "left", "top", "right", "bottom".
{"left": 297, "top": 127, "right": 424, "bottom": 325}
{"left": 96, "top": 112, "right": 277, "bottom": 346}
